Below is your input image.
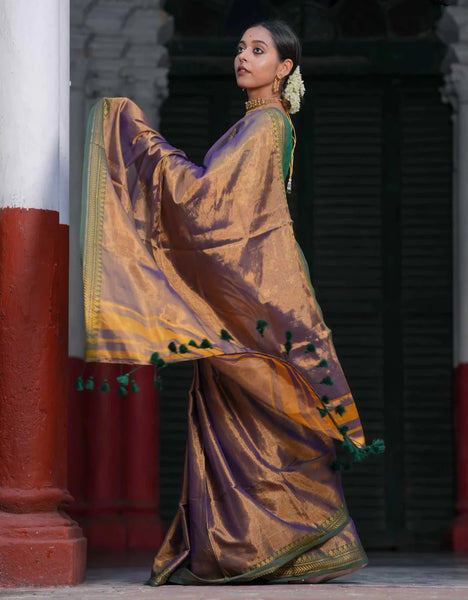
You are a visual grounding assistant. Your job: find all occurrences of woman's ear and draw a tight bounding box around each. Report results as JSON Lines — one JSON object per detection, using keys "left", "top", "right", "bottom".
{"left": 279, "top": 58, "right": 294, "bottom": 79}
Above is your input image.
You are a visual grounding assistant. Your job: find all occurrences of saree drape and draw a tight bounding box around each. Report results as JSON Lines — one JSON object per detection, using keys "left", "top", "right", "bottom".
{"left": 81, "top": 98, "right": 368, "bottom": 584}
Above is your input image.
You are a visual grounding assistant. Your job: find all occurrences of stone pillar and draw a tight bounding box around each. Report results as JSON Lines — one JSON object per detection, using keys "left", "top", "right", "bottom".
{"left": 438, "top": 1, "right": 468, "bottom": 552}
{"left": 0, "top": 0, "right": 87, "bottom": 586}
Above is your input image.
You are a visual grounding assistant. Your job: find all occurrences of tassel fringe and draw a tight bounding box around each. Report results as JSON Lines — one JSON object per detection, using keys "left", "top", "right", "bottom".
{"left": 74, "top": 320, "right": 385, "bottom": 472}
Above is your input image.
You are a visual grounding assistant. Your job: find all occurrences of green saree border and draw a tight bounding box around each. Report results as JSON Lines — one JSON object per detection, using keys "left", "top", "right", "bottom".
{"left": 265, "top": 107, "right": 292, "bottom": 183}
{"left": 80, "top": 98, "right": 108, "bottom": 350}
{"left": 265, "top": 539, "right": 368, "bottom": 582}
{"left": 146, "top": 503, "right": 349, "bottom": 586}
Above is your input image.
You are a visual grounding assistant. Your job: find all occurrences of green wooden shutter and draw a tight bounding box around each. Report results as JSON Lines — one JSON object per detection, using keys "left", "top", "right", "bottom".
{"left": 297, "top": 75, "right": 453, "bottom": 548}
{"left": 399, "top": 80, "right": 453, "bottom": 545}
{"left": 298, "top": 78, "right": 388, "bottom": 543}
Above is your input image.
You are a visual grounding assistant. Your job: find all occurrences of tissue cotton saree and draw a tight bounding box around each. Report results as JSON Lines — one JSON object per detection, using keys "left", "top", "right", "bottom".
{"left": 81, "top": 98, "right": 369, "bottom": 584}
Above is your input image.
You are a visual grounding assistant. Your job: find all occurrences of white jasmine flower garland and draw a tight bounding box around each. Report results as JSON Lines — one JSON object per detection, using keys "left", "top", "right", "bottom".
{"left": 283, "top": 66, "right": 305, "bottom": 114}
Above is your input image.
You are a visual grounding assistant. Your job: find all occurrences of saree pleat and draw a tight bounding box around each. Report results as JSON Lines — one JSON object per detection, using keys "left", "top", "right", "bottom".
{"left": 147, "top": 354, "right": 367, "bottom": 585}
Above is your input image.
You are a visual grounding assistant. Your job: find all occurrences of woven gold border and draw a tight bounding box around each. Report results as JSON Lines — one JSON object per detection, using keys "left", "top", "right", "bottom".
{"left": 267, "top": 540, "right": 367, "bottom": 581}
{"left": 81, "top": 99, "right": 108, "bottom": 351}
{"left": 147, "top": 503, "right": 349, "bottom": 586}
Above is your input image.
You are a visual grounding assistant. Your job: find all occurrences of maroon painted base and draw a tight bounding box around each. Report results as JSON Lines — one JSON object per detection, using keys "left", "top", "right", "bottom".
{"left": 126, "top": 515, "right": 166, "bottom": 551}
{"left": 67, "top": 358, "right": 165, "bottom": 552}
{"left": 453, "top": 363, "right": 468, "bottom": 552}
{"left": 0, "top": 510, "right": 86, "bottom": 587}
{"left": 0, "top": 208, "right": 86, "bottom": 585}
{"left": 78, "top": 515, "right": 165, "bottom": 551}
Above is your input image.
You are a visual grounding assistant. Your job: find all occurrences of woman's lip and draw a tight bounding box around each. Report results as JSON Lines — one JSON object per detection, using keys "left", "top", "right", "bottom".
{"left": 237, "top": 67, "right": 250, "bottom": 74}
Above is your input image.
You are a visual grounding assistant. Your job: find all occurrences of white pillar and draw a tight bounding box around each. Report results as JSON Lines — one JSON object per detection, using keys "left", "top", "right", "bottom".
{"left": 0, "top": 0, "right": 65, "bottom": 214}
{"left": 59, "top": 0, "right": 70, "bottom": 226}
{"left": 0, "top": 0, "right": 86, "bottom": 586}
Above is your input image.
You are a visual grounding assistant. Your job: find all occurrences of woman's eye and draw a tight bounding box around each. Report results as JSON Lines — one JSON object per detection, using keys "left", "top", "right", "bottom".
{"left": 253, "top": 47, "right": 264, "bottom": 54}
{"left": 236, "top": 46, "right": 244, "bottom": 54}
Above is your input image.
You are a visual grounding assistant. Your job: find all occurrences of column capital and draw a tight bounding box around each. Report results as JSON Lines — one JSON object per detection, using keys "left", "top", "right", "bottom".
{"left": 438, "top": 3, "right": 468, "bottom": 77}
{"left": 438, "top": 5, "right": 468, "bottom": 47}
{"left": 438, "top": 2, "right": 468, "bottom": 108}
{"left": 441, "top": 63, "right": 468, "bottom": 108}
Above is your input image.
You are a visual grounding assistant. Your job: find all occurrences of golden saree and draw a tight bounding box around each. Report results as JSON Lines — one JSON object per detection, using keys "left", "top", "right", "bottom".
{"left": 81, "top": 97, "right": 369, "bottom": 584}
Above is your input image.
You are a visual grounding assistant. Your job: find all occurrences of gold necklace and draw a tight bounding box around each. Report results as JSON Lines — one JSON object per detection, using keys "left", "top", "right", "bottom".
{"left": 245, "top": 96, "right": 282, "bottom": 112}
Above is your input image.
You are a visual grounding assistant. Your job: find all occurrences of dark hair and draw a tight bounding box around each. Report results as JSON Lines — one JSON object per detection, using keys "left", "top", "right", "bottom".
{"left": 247, "top": 19, "right": 302, "bottom": 94}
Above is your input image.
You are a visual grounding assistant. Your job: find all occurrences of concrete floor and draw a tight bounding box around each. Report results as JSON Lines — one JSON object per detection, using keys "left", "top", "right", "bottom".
{"left": 1, "top": 553, "right": 468, "bottom": 599}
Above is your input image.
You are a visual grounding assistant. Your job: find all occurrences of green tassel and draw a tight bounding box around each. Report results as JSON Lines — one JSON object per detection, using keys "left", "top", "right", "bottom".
{"left": 284, "top": 341, "right": 292, "bottom": 356}
{"left": 188, "top": 339, "right": 199, "bottom": 348}
{"left": 256, "top": 319, "right": 268, "bottom": 337}
{"left": 321, "top": 395, "right": 330, "bottom": 404}
{"left": 317, "top": 359, "right": 328, "bottom": 368}
{"left": 305, "top": 343, "right": 316, "bottom": 353}
{"left": 369, "top": 438, "right": 385, "bottom": 454}
{"left": 284, "top": 331, "right": 293, "bottom": 357}
{"left": 319, "top": 376, "right": 333, "bottom": 386}
{"left": 179, "top": 344, "right": 188, "bottom": 354}
{"left": 131, "top": 379, "right": 140, "bottom": 393}
{"left": 118, "top": 385, "right": 128, "bottom": 396}
{"left": 200, "top": 338, "right": 213, "bottom": 349}
{"left": 341, "top": 436, "right": 385, "bottom": 464}
{"left": 75, "top": 376, "right": 84, "bottom": 391}
{"left": 153, "top": 376, "right": 163, "bottom": 391}
{"left": 220, "top": 329, "right": 234, "bottom": 341}
{"left": 85, "top": 376, "right": 95, "bottom": 391}
{"left": 150, "top": 352, "right": 166, "bottom": 369}
{"left": 168, "top": 342, "right": 178, "bottom": 353}
{"left": 100, "top": 378, "right": 111, "bottom": 392}
{"left": 318, "top": 407, "right": 329, "bottom": 418}
{"left": 116, "top": 374, "right": 129, "bottom": 386}
{"left": 328, "top": 406, "right": 385, "bottom": 472}
{"left": 151, "top": 355, "right": 166, "bottom": 369}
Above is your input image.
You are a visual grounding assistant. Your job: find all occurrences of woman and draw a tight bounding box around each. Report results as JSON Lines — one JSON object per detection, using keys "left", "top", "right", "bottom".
{"left": 81, "top": 20, "right": 381, "bottom": 585}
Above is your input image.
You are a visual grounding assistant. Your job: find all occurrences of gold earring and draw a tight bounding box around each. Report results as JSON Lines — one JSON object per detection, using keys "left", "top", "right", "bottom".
{"left": 273, "top": 75, "right": 282, "bottom": 94}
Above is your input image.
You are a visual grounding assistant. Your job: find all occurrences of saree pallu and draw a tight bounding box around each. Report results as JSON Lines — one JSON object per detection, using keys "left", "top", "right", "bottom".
{"left": 81, "top": 98, "right": 369, "bottom": 584}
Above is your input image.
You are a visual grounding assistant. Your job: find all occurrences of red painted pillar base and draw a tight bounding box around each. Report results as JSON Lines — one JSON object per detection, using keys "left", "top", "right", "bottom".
{"left": 67, "top": 360, "right": 165, "bottom": 552}
{"left": 123, "top": 366, "right": 165, "bottom": 550}
{"left": 0, "top": 208, "right": 87, "bottom": 585}
{"left": 0, "top": 511, "right": 86, "bottom": 587}
{"left": 453, "top": 363, "right": 468, "bottom": 552}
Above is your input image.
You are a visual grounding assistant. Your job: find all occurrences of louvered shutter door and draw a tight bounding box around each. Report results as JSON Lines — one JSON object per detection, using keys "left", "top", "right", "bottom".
{"left": 400, "top": 80, "right": 453, "bottom": 544}
{"left": 299, "top": 78, "right": 388, "bottom": 544}
{"left": 158, "top": 73, "right": 453, "bottom": 547}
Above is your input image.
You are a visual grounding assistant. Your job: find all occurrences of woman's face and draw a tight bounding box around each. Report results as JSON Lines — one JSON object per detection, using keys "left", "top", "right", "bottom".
{"left": 234, "top": 26, "right": 291, "bottom": 97}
